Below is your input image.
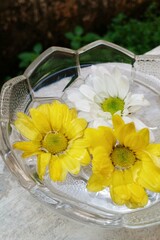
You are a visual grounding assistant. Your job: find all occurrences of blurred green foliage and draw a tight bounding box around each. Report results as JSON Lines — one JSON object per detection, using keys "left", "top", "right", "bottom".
{"left": 65, "top": 26, "right": 100, "bottom": 50}
{"left": 65, "top": 2, "right": 160, "bottom": 54}
{"left": 8, "top": 1, "right": 160, "bottom": 82}
{"left": 18, "top": 43, "right": 43, "bottom": 69}
{"left": 4, "top": 43, "right": 43, "bottom": 81}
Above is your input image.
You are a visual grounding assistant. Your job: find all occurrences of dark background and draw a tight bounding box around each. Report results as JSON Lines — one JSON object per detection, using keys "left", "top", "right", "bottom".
{"left": 0, "top": 0, "right": 160, "bottom": 86}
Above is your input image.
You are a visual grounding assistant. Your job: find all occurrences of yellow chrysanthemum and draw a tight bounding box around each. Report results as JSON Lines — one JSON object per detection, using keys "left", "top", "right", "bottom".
{"left": 13, "top": 101, "right": 90, "bottom": 181}
{"left": 85, "top": 115, "right": 160, "bottom": 208}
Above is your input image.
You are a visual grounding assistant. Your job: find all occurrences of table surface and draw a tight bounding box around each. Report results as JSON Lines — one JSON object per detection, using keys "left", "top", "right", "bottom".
{"left": 1, "top": 47, "right": 160, "bottom": 240}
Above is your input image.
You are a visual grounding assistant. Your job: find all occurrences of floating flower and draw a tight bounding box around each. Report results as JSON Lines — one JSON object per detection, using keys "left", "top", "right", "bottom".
{"left": 66, "top": 66, "right": 149, "bottom": 128}
{"left": 13, "top": 101, "right": 90, "bottom": 181}
{"left": 85, "top": 115, "right": 160, "bottom": 208}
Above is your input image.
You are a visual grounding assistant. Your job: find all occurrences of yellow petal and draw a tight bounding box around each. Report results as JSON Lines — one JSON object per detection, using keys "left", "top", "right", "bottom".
{"left": 37, "top": 103, "right": 51, "bottom": 122}
{"left": 98, "top": 126, "right": 116, "bottom": 148}
{"left": 50, "top": 101, "right": 87, "bottom": 140}
{"left": 127, "top": 183, "right": 148, "bottom": 208}
{"left": 49, "top": 101, "right": 66, "bottom": 131}
{"left": 22, "top": 151, "right": 43, "bottom": 158}
{"left": 30, "top": 108, "right": 51, "bottom": 134}
{"left": 123, "top": 169, "right": 133, "bottom": 184}
{"left": 84, "top": 128, "right": 106, "bottom": 150}
{"left": 150, "top": 155, "right": 160, "bottom": 168}
{"left": 139, "top": 149, "right": 160, "bottom": 171}
{"left": 137, "top": 150, "right": 160, "bottom": 168}
{"left": 64, "top": 118, "right": 87, "bottom": 140}
{"left": 111, "top": 170, "right": 124, "bottom": 187}
{"left": 112, "top": 114, "right": 124, "bottom": 130}
{"left": 61, "top": 153, "right": 80, "bottom": 175}
{"left": 110, "top": 171, "right": 130, "bottom": 205}
{"left": 67, "top": 143, "right": 91, "bottom": 166}
{"left": 61, "top": 107, "right": 77, "bottom": 131}
{"left": 125, "top": 128, "right": 149, "bottom": 151}
{"left": 16, "top": 112, "right": 33, "bottom": 123}
{"left": 37, "top": 152, "right": 51, "bottom": 180}
{"left": 92, "top": 146, "right": 114, "bottom": 175}
{"left": 50, "top": 101, "right": 76, "bottom": 132}
{"left": 110, "top": 170, "right": 148, "bottom": 208}
{"left": 87, "top": 173, "right": 111, "bottom": 192}
{"left": 136, "top": 150, "right": 151, "bottom": 162}
{"left": 49, "top": 155, "right": 67, "bottom": 181}
{"left": 15, "top": 112, "right": 42, "bottom": 141}
{"left": 13, "top": 141, "right": 40, "bottom": 152}
{"left": 68, "top": 108, "right": 77, "bottom": 119}
{"left": 138, "top": 160, "right": 160, "bottom": 192}
{"left": 124, "top": 170, "right": 148, "bottom": 208}
{"left": 116, "top": 122, "right": 136, "bottom": 145}
{"left": 13, "top": 141, "right": 41, "bottom": 158}
{"left": 71, "top": 138, "right": 89, "bottom": 149}
{"left": 146, "top": 144, "right": 160, "bottom": 155}
{"left": 137, "top": 128, "right": 150, "bottom": 147}
{"left": 79, "top": 149, "right": 91, "bottom": 166}
{"left": 84, "top": 127, "right": 114, "bottom": 153}
{"left": 110, "top": 185, "right": 130, "bottom": 205}
{"left": 130, "top": 161, "right": 142, "bottom": 182}
{"left": 62, "top": 105, "right": 77, "bottom": 123}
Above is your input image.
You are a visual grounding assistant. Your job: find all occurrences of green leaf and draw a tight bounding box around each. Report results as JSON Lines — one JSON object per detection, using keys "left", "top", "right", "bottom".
{"left": 71, "top": 40, "right": 81, "bottom": 50}
{"left": 19, "top": 61, "right": 29, "bottom": 68}
{"left": 65, "top": 32, "right": 75, "bottom": 40}
{"left": 18, "top": 52, "right": 38, "bottom": 68}
{"left": 33, "top": 43, "right": 43, "bottom": 54}
{"left": 74, "top": 26, "right": 84, "bottom": 36}
{"left": 18, "top": 52, "right": 37, "bottom": 61}
{"left": 83, "top": 33, "right": 100, "bottom": 42}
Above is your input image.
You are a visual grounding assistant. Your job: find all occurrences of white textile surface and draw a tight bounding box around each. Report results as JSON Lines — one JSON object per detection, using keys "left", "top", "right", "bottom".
{"left": 1, "top": 47, "right": 160, "bottom": 240}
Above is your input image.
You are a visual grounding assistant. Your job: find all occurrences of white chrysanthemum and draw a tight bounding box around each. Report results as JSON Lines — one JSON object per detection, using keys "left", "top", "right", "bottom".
{"left": 66, "top": 65, "right": 150, "bottom": 129}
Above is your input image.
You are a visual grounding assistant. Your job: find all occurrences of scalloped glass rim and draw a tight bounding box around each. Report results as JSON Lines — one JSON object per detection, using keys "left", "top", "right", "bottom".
{"left": 1, "top": 40, "right": 160, "bottom": 228}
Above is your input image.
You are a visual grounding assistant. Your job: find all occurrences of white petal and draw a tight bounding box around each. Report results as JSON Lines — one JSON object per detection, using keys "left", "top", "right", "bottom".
{"left": 117, "top": 76, "right": 130, "bottom": 99}
{"left": 94, "top": 94, "right": 104, "bottom": 103}
{"left": 91, "top": 65, "right": 110, "bottom": 78}
{"left": 78, "top": 111, "right": 93, "bottom": 121}
{"left": 124, "top": 92, "right": 132, "bottom": 107}
{"left": 75, "top": 100, "right": 91, "bottom": 112}
{"left": 79, "top": 84, "right": 96, "bottom": 100}
{"left": 90, "top": 66, "right": 113, "bottom": 96}
{"left": 122, "top": 116, "right": 148, "bottom": 131}
{"left": 128, "top": 106, "right": 142, "bottom": 113}
{"left": 125, "top": 94, "right": 150, "bottom": 107}
{"left": 113, "top": 68, "right": 130, "bottom": 99}
{"left": 92, "top": 76, "right": 106, "bottom": 94}
{"left": 113, "top": 67, "right": 122, "bottom": 81}
{"left": 66, "top": 65, "right": 151, "bottom": 131}
{"left": 67, "top": 89, "right": 84, "bottom": 102}
{"left": 92, "top": 109, "right": 112, "bottom": 121}
{"left": 122, "top": 108, "right": 129, "bottom": 116}
{"left": 114, "top": 110, "right": 122, "bottom": 116}
{"left": 85, "top": 74, "right": 93, "bottom": 86}
{"left": 103, "top": 73, "right": 117, "bottom": 97}
{"left": 91, "top": 118, "right": 112, "bottom": 128}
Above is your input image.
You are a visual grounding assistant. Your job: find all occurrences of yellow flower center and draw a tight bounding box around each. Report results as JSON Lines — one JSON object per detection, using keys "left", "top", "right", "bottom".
{"left": 42, "top": 132, "right": 68, "bottom": 154}
{"left": 101, "top": 97, "right": 124, "bottom": 115}
{"left": 111, "top": 146, "right": 136, "bottom": 169}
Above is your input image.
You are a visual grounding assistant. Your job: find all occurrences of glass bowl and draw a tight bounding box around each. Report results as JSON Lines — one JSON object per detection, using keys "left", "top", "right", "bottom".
{"left": 1, "top": 40, "right": 160, "bottom": 228}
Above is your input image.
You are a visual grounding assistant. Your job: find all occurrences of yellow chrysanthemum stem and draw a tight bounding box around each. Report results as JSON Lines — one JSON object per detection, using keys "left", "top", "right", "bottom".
{"left": 42, "top": 132, "right": 68, "bottom": 154}
{"left": 111, "top": 146, "right": 136, "bottom": 169}
{"left": 101, "top": 97, "right": 124, "bottom": 115}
